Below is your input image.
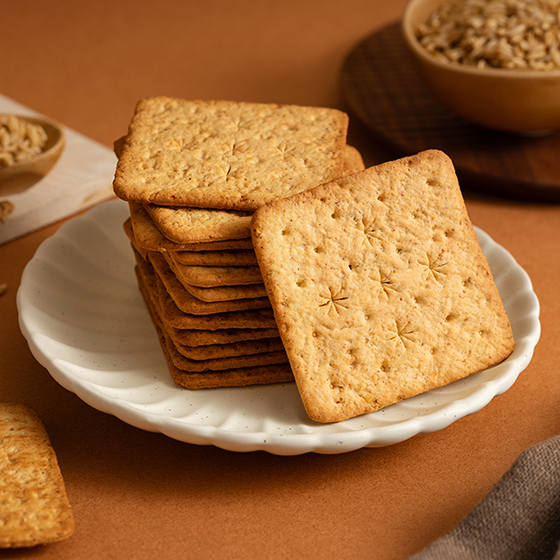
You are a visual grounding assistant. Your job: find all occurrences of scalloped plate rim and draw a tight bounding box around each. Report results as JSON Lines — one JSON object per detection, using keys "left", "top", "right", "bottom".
{"left": 16, "top": 199, "right": 541, "bottom": 455}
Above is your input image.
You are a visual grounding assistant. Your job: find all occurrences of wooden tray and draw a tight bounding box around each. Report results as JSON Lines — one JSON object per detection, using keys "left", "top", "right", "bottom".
{"left": 340, "top": 22, "right": 560, "bottom": 202}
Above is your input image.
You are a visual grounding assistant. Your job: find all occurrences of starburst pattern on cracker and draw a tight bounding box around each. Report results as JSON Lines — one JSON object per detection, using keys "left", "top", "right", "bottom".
{"left": 252, "top": 150, "right": 514, "bottom": 423}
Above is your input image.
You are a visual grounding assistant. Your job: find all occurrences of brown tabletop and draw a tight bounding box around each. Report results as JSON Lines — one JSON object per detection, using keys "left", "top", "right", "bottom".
{"left": 1, "top": 1, "right": 559, "bottom": 558}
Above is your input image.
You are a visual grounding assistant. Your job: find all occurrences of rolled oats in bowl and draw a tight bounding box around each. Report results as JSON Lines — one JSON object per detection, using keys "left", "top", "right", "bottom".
{"left": 0, "top": 115, "right": 48, "bottom": 168}
{"left": 416, "top": 0, "right": 560, "bottom": 70}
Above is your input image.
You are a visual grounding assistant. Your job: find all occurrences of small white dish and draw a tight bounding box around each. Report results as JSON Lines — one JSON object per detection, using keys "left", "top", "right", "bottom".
{"left": 17, "top": 199, "right": 540, "bottom": 455}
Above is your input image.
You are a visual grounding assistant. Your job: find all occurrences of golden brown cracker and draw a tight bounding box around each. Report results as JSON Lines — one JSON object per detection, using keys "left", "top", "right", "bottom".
{"left": 137, "top": 269, "right": 284, "bottom": 361}
{"left": 164, "top": 251, "right": 262, "bottom": 288}
{"left": 134, "top": 264, "right": 279, "bottom": 347}
{"left": 142, "top": 145, "right": 363, "bottom": 245}
{"left": 141, "top": 284, "right": 293, "bottom": 388}
{"left": 0, "top": 404, "right": 74, "bottom": 548}
{"left": 172, "top": 336, "right": 285, "bottom": 360}
{"left": 128, "top": 203, "right": 253, "bottom": 252}
{"left": 172, "top": 248, "right": 258, "bottom": 267}
{"left": 161, "top": 333, "right": 294, "bottom": 388}
{"left": 252, "top": 150, "right": 514, "bottom": 423}
{"left": 134, "top": 254, "right": 276, "bottom": 330}
{"left": 161, "top": 252, "right": 268, "bottom": 301}
{"left": 149, "top": 251, "right": 271, "bottom": 314}
{"left": 113, "top": 97, "right": 348, "bottom": 211}
{"left": 144, "top": 204, "right": 252, "bottom": 244}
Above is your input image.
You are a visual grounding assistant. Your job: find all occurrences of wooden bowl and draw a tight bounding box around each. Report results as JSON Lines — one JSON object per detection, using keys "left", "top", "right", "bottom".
{"left": 401, "top": 0, "right": 560, "bottom": 134}
{"left": 0, "top": 115, "right": 65, "bottom": 182}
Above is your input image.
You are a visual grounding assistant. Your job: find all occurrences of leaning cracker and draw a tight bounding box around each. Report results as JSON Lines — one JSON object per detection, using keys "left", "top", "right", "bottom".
{"left": 0, "top": 404, "right": 74, "bottom": 548}
{"left": 114, "top": 98, "right": 348, "bottom": 211}
{"left": 252, "top": 150, "right": 514, "bottom": 423}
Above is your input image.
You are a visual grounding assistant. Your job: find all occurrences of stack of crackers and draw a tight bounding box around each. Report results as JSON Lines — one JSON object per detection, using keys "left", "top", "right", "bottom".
{"left": 113, "top": 97, "right": 514, "bottom": 423}
{"left": 113, "top": 97, "right": 363, "bottom": 391}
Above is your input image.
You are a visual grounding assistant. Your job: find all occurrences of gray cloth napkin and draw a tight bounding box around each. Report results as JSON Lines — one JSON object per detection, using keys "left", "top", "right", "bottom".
{"left": 409, "top": 435, "right": 560, "bottom": 560}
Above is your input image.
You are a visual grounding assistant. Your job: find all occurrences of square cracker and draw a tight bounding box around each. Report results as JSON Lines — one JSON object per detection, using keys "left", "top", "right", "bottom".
{"left": 113, "top": 98, "right": 348, "bottom": 211}
{"left": 251, "top": 150, "right": 514, "bottom": 423}
{"left": 126, "top": 203, "right": 253, "bottom": 252}
{"left": 141, "top": 144, "right": 364, "bottom": 245}
{"left": 0, "top": 404, "right": 74, "bottom": 548}
{"left": 161, "top": 252, "right": 268, "bottom": 302}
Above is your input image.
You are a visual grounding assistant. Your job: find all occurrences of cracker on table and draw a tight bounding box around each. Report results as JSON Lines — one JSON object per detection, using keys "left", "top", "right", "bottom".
{"left": 252, "top": 150, "right": 514, "bottom": 423}
{"left": 0, "top": 403, "right": 74, "bottom": 548}
{"left": 149, "top": 251, "right": 271, "bottom": 314}
{"left": 113, "top": 98, "right": 348, "bottom": 211}
{"left": 142, "top": 144, "right": 363, "bottom": 244}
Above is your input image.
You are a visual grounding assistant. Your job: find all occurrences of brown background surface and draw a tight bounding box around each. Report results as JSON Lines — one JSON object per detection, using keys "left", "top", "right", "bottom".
{"left": 1, "top": 1, "right": 559, "bottom": 559}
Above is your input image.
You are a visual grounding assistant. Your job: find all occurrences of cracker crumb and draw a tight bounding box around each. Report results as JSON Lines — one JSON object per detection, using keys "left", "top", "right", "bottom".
{"left": 0, "top": 200, "right": 14, "bottom": 222}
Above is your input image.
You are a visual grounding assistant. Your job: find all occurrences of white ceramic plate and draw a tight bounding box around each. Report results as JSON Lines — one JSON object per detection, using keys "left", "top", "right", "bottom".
{"left": 17, "top": 199, "right": 540, "bottom": 455}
